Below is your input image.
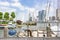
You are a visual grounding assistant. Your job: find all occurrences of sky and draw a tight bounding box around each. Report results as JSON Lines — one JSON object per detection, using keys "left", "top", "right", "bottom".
{"left": 0, "top": 0, "right": 57, "bottom": 22}
{"left": 57, "top": 0, "right": 60, "bottom": 8}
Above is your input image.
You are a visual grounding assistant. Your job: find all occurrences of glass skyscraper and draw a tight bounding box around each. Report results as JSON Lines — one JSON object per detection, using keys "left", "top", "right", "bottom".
{"left": 38, "top": 10, "right": 46, "bottom": 21}
{"left": 56, "top": 0, "right": 60, "bottom": 20}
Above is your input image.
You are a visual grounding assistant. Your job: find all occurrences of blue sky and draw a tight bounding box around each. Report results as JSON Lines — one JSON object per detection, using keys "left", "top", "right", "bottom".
{"left": 0, "top": 0, "right": 57, "bottom": 22}
{"left": 57, "top": 0, "right": 60, "bottom": 8}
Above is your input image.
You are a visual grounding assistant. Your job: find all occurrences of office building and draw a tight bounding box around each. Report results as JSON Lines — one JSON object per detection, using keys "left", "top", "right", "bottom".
{"left": 52, "top": 16, "right": 55, "bottom": 20}
{"left": 49, "top": 17, "right": 52, "bottom": 21}
{"left": 56, "top": 0, "right": 60, "bottom": 21}
{"left": 38, "top": 10, "right": 46, "bottom": 21}
{"left": 56, "top": 8, "right": 60, "bottom": 21}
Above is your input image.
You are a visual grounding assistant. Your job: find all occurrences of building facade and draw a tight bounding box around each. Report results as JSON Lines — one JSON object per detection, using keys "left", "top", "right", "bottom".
{"left": 38, "top": 10, "right": 46, "bottom": 21}
{"left": 56, "top": 0, "right": 60, "bottom": 21}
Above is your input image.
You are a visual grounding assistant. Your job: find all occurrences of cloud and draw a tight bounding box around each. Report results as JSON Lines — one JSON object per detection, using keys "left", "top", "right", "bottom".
{"left": 10, "top": 1, "right": 25, "bottom": 11}
{"left": 10, "top": 0, "right": 19, "bottom": 2}
{"left": 16, "top": 11, "right": 29, "bottom": 22}
{"left": 0, "top": 6, "right": 16, "bottom": 12}
{"left": 0, "top": 0, "right": 27, "bottom": 21}
{"left": 10, "top": 0, "right": 39, "bottom": 21}
{"left": 0, "top": 1, "right": 10, "bottom": 6}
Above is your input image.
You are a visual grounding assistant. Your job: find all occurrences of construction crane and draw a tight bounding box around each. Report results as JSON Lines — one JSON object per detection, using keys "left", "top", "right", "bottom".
{"left": 45, "top": 0, "right": 57, "bottom": 37}
{"left": 45, "top": 0, "right": 52, "bottom": 37}
{"left": 45, "top": 0, "right": 51, "bottom": 21}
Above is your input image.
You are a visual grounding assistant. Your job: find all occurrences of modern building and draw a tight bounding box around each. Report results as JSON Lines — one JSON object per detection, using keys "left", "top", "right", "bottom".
{"left": 56, "top": 0, "right": 60, "bottom": 21}
{"left": 29, "top": 17, "right": 32, "bottom": 21}
{"left": 49, "top": 16, "right": 56, "bottom": 21}
{"left": 49, "top": 17, "right": 52, "bottom": 21}
{"left": 38, "top": 10, "right": 46, "bottom": 21}
{"left": 52, "top": 16, "right": 56, "bottom": 21}
{"left": 28, "top": 13, "right": 33, "bottom": 22}
{"left": 56, "top": 9, "right": 60, "bottom": 21}
{"left": 37, "top": 10, "right": 46, "bottom": 31}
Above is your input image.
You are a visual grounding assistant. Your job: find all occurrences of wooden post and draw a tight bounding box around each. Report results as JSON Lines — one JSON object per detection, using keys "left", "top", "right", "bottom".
{"left": 4, "top": 27, "right": 8, "bottom": 38}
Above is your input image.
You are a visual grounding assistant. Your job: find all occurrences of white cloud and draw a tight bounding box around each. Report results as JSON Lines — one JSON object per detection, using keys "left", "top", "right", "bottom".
{"left": 0, "top": 1, "right": 10, "bottom": 6}
{"left": 10, "top": 0, "right": 39, "bottom": 21}
{"left": 10, "top": 2, "right": 25, "bottom": 11}
{"left": 0, "top": 6, "right": 16, "bottom": 12}
{"left": 11, "top": 0, "right": 19, "bottom": 2}
{"left": 0, "top": 0, "right": 28, "bottom": 21}
{"left": 16, "top": 12, "right": 28, "bottom": 22}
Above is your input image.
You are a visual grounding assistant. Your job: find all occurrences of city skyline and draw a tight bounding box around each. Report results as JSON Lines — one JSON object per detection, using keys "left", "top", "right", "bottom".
{"left": 0, "top": 0, "right": 57, "bottom": 22}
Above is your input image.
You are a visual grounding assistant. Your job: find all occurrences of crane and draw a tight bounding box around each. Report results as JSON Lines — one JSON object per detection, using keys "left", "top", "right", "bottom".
{"left": 45, "top": 0, "right": 51, "bottom": 21}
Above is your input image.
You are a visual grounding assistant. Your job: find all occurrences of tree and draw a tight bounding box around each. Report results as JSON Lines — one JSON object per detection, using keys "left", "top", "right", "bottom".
{"left": 16, "top": 20, "right": 22, "bottom": 28}
{"left": 0, "top": 12, "right": 3, "bottom": 24}
{"left": 16, "top": 20, "right": 22, "bottom": 25}
{"left": 11, "top": 12, "right": 15, "bottom": 19}
{"left": 10, "top": 12, "right": 15, "bottom": 24}
{"left": 4, "top": 12, "right": 9, "bottom": 20}
{"left": 0, "top": 12, "right": 3, "bottom": 19}
{"left": 10, "top": 17, "right": 13, "bottom": 21}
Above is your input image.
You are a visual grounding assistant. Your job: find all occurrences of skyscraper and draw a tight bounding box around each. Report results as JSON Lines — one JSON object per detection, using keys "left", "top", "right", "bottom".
{"left": 56, "top": 0, "right": 60, "bottom": 21}
{"left": 56, "top": 9, "right": 60, "bottom": 20}
{"left": 29, "top": 13, "right": 32, "bottom": 21}
{"left": 38, "top": 10, "right": 46, "bottom": 21}
{"left": 52, "top": 16, "right": 55, "bottom": 20}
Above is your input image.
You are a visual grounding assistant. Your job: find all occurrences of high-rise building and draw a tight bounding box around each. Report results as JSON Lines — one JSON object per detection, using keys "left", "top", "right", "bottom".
{"left": 38, "top": 10, "right": 46, "bottom": 21}
{"left": 52, "top": 16, "right": 55, "bottom": 20}
{"left": 56, "top": 9, "right": 60, "bottom": 20}
{"left": 29, "top": 17, "right": 32, "bottom": 21}
{"left": 56, "top": 0, "right": 60, "bottom": 20}
{"left": 29, "top": 13, "right": 32, "bottom": 21}
{"left": 56, "top": 0, "right": 60, "bottom": 21}
{"left": 49, "top": 17, "right": 52, "bottom": 21}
